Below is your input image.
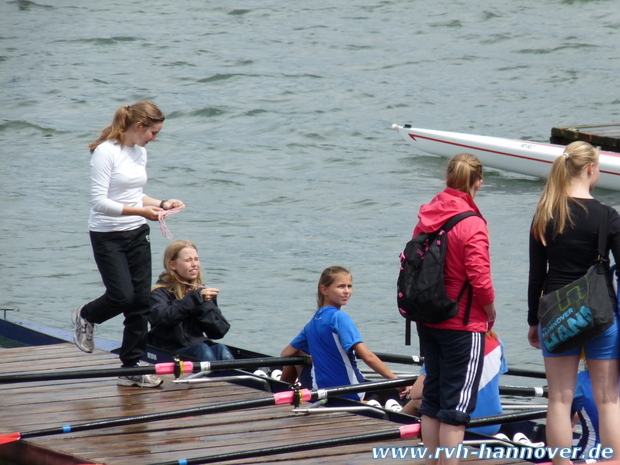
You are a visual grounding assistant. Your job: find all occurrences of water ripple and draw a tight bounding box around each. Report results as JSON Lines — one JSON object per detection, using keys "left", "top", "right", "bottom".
{"left": 197, "top": 73, "right": 244, "bottom": 83}
{"left": 51, "top": 36, "right": 141, "bottom": 45}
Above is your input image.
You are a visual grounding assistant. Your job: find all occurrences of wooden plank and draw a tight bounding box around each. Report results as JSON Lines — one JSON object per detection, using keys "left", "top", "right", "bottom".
{"left": 550, "top": 123, "right": 620, "bottom": 152}
{"left": 0, "top": 343, "right": 536, "bottom": 465}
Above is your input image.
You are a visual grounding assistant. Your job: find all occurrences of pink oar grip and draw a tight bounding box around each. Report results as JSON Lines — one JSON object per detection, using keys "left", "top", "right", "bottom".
{"left": 399, "top": 423, "right": 421, "bottom": 438}
{"left": 273, "top": 389, "right": 313, "bottom": 405}
{"left": 154, "top": 362, "right": 194, "bottom": 375}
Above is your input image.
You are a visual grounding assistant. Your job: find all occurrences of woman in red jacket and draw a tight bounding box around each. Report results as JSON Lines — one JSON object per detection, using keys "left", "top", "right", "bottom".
{"left": 413, "top": 153, "right": 496, "bottom": 465}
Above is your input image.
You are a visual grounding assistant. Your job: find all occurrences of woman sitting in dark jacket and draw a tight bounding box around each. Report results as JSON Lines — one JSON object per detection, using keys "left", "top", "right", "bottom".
{"left": 149, "top": 240, "right": 233, "bottom": 361}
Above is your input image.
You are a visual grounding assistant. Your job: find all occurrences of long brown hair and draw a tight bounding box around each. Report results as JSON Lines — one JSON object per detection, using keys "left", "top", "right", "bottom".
{"left": 446, "top": 153, "right": 483, "bottom": 197}
{"left": 531, "top": 141, "right": 599, "bottom": 245}
{"left": 88, "top": 101, "right": 165, "bottom": 153}
{"left": 316, "top": 266, "right": 351, "bottom": 309}
{"left": 153, "top": 240, "right": 204, "bottom": 300}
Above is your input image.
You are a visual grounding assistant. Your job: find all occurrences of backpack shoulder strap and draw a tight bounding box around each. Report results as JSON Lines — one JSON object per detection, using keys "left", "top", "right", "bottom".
{"left": 441, "top": 211, "right": 481, "bottom": 233}
{"left": 441, "top": 211, "right": 480, "bottom": 325}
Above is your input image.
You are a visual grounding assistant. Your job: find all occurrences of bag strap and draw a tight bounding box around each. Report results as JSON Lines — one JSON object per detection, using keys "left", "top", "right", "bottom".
{"left": 596, "top": 205, "right": 609, "bottom": 260}
{"left": 443, "top": 212, "right": 479, "bottom": 325}
{"left": 441, "top": 211, "right": 480, "bottom": 233}
{"left": 457, "top": 280, "right": 473, "bottom": 326}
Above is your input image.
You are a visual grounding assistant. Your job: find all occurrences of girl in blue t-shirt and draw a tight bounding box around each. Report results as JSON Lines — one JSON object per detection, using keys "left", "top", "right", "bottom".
{"left": 280, "top": 266, "right": 399, "bottom": 400}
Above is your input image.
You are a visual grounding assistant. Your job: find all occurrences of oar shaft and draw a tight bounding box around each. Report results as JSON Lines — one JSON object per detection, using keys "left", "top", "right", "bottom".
{"left": 374, "top": 352, "right": 424, "bottom": 365}
{"left": 375, "top": 352, "right": 547, "bottom": 379}
{"left": 174, "top": 356, "right": 310, "bottom": 375}
{"left": 149, "top": 424, "right": 420, "bottom": 465}
{"left": 310, "top": 377, "right": 415, "bottom": 400}
{"left": 505, "top": 368, "right": 547, "bottom": 379}
{"left": 499, "top": 386, "right": 548, "bottom": 398}
{"left": 22, "top": 397, "right": 277, "bottom": 439}
{"left": 0, "top": 356, "right": 310, "bottom": 384}
{"left": 0, "top": 366, "right": 156, "bottom": 384}
{"left": 469, "top": 409, "right": 547, "bottom": 427}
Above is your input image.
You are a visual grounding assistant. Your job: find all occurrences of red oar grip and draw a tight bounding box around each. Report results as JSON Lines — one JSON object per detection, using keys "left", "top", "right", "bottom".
{"left": 0, "top": 432, "right": 21, "bottom": 445}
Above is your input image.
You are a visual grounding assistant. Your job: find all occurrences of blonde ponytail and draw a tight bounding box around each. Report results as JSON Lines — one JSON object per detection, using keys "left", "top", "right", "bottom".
{"left": 532, "top": 141, "right": 599, "bottom": 245}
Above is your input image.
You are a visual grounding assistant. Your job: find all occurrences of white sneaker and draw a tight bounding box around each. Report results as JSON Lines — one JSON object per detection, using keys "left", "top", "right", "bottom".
{"left": 513, "top": 432, "right": 545, "bottom": 448}
{"left": 118, "top": 373, "right": 163, "bottom": 388}
{"left": 72, "top": 305, "right": 94, "bottom": 353}
{"left": 385, "top": 399, "right": 403, "bottom": 412}
{"left": 366, "top": 399, "right": 382, "bottom": 408}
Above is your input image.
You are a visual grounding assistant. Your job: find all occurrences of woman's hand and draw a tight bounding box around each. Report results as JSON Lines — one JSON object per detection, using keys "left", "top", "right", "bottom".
{"left": 528, "top": 325, "right": 541, "bottom": 349}
{"left": 141, "top": 205, "right": 163, "bottom": 221}
{"left": 161, "top": 199, "right": 184, "bottom": 210}
{"left": 201, "top": 287, "right": 219, "bottom": 302}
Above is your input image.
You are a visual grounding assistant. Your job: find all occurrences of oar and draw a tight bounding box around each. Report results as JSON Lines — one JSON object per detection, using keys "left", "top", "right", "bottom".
{"left": 499, "top": 385, "right": 548, "bottom": 398}
{"left": 0, "top": 377, "right": 415, "bottom": 445}
{"left": 468, "top": 408, "right": 547, "bottom": 427}
{"left": 145, "top": 409, "right": 548, "bottom": 465}
{"left": 0, "top": 355, "right": 310, "bottom": 384}
{"left": 360, "top": 371, "right": 547, "bottom": 398}
{"left": 147, "top": 424, "right": 422, "bottom": 465}
{"left": 374, "top": 352, "right": 547, "bottom": 379}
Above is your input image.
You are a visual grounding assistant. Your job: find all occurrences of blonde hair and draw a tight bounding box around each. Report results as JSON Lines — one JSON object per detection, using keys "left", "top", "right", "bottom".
{"left": 153, "top": 240, "right": 203, "bottom": 299}
{"left": 317, "top": 266, "right": 351, "bottom": 309}
{"left": 446, "top": 153, "right": 483, "bottom": 197}
{"left": 89, "top": 101, "right": 165, "bottom": 153}
{"left": 531, "top": 141, "right": 599, "bottom": 245}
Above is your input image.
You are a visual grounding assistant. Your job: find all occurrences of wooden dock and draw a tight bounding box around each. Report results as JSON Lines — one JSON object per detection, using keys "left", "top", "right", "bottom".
{"left": 0, "top": 344, "right": 540, "bottom": 465}
{"left": 0, "top": 343, "right": 424, "bottom": 465}
{"left": 551, "top": 123, "right": 620, "bottom": 152}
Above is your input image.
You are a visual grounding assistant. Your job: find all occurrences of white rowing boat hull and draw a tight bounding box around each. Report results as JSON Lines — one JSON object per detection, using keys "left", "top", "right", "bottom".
{"left": 392, "top": 125, "right": 620, "bottom": 191}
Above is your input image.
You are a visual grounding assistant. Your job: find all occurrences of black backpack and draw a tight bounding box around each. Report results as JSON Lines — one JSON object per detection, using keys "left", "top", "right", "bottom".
{"left": 397, "top": 211, "right": 479, "bottom": 345}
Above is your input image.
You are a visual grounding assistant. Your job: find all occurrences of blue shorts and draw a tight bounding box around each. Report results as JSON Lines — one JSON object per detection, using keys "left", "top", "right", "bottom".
{"left": 299, "top": 364, "right": 314, "bottom": 390}
{"left": 540, "top": 316, "right": 620, "bottom": 359}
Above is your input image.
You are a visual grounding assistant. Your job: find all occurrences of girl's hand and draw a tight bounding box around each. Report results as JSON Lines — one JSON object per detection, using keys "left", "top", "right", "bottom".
{"left": 162, "top": 199, "right": 184, "bottom": 210}
{"left": 201, "top": 287, "right": 219, "bottom": 302}
{"left": 142, "top": 206, "right": 163, "bottom": 221}
{"left": 528, "top": 325, "right": 541, "bottom": 349}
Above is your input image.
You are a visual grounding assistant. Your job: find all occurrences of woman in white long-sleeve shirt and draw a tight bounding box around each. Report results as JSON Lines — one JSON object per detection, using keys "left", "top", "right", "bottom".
{"left": 72, "top": 101, "right": 184, "bottom": 388}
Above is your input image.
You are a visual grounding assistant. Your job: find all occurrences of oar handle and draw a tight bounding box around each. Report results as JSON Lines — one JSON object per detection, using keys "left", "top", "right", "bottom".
{"left": 374, "top": 352, "right": 424, "bottom": 365}
{"left": 469, "top": 409, "right": 547, "bottom": 427}
{"left": 311, "top": 377, "right": 416, "bottom": 400}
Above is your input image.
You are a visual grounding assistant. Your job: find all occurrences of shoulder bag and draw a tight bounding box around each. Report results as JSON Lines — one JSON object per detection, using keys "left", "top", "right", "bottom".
{"left": 538, "top": 205, "right": 615, "bottom": 354}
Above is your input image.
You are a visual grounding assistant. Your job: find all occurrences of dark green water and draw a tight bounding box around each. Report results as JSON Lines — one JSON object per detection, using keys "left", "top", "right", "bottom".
{"left": 1, "top": 0, "right": 619, "bottom": 377}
